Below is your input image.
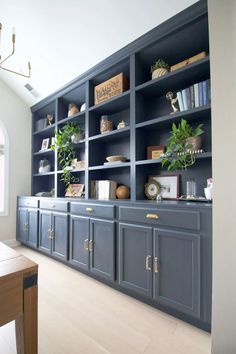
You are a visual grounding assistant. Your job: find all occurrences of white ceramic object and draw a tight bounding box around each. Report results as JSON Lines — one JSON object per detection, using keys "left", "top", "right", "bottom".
{"left": 106, "top": 155, "right": 126, "bottom": 163}
{"left": 71, "top": 133, "right": 83, "bottom": 144}
{"left": 204, "top": 186, "right": 213, "bottom": 200}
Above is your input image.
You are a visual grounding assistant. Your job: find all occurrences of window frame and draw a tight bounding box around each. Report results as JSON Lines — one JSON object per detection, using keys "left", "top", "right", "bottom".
{"left": 0, "top": 121, "right": 9, "bottom": 216}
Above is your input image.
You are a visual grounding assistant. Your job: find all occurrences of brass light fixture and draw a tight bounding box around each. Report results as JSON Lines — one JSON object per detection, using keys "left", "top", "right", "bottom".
{"left": 0, "top": 23, "right": 31, "bottom": 78}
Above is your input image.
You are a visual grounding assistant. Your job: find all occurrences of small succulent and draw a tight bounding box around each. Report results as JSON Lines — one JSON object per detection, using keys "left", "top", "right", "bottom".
{"left": 150, "top": 59, "right": 170, "bottom": 73}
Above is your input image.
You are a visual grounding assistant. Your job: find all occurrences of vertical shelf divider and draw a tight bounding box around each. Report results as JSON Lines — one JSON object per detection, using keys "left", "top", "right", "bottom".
{"left": 130, "top": 54, "right": 136, "bottom": 201}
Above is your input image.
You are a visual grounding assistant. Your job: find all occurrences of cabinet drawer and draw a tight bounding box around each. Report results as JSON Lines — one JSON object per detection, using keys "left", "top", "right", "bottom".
{"left": 119, "top": 206, "right": 200, "bottom": 231}
{"left": 71, "top": 203, "right": 115, "bottom": 219}
{"left": 18, "top": 197, "right": 38, "bottom": 208}
{"left": 40, "top": 199, "right": 69, "bottom": 212}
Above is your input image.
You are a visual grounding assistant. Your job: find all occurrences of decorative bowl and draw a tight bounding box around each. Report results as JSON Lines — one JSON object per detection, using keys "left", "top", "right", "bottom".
{"left": 106, "top": 155, "right": 126, "bottom": 163}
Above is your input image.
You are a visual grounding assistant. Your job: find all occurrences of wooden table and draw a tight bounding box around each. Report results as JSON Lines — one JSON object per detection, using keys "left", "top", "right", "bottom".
{"left": 0, "top": 242, "right": 38, "bottom": 354}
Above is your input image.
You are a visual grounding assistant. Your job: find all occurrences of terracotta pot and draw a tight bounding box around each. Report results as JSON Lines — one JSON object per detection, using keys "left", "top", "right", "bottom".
{"left": 185, "top": 136, "right": 202, "bottom": 150}
{"left": 152, "top": 68, "right": 168, "bottom": 80}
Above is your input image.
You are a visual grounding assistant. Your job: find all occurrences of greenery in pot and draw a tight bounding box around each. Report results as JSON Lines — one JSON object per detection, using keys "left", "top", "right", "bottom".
{"left": 150, "top": 59, "right": 170, "bottom": 74}
{"left": 51, "top": 122, "right": 82, "bottom": 188}
{"left": 161, "top": 119, "right": 204, "bottom": 171}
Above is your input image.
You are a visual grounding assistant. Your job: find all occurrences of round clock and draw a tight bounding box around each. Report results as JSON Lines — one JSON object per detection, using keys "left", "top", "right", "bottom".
{"left": 145, "top": 180, "right": 161, "bottom": 200}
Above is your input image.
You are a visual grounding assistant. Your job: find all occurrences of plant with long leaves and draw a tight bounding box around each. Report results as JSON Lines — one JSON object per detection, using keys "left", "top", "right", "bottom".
{"left": 51, "top": 122, "right": 82, "bottom": 188}
{"left": 161, "top": 119, "right": 204, "bottom": 171}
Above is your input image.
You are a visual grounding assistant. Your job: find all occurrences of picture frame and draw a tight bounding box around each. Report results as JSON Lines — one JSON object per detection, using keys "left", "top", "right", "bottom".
{"left": 65, "top": 184, "right": 84, "bottom": 197}
{"left": 147, "top": 145, "right": 165, "bottom": 159}
{"left": 149, "top": 174, "right": 179, "bottom": 199}
{"left": 41, "top": 138, "right": 50, "bottom": 150}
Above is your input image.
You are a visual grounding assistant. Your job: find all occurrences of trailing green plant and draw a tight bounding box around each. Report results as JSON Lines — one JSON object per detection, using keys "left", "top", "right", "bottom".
{"left": 51, "top": 122, "right": 82, "bottom": 188}
{"left": 150, "top": 59, "right": 170, "bottom": 73}
{"left": 161, "top": 119, "right": 204, "bottom": 171}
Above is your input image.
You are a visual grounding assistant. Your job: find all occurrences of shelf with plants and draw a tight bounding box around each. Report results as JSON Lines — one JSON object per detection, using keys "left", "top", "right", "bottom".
{"left": 135, "top": 152, "right": 212, "bottom": 166}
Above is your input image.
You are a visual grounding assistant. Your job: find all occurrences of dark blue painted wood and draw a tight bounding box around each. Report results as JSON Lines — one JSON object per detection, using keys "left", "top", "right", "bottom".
{"left": 51, "top": 212, "right": 69, "bottom": 260}
{"left": 27, "top": 209, "right": 38, "bottom": 247}
{"left": 89, "top": 218, "right": 115, "bottom": 281}
{"left": 17, "top": 208, "right": 28, "bottom": 243}
{"left": 119, "top": 222, "right": 153, "bottom": 298}
{"left": 153, "top": 228, "right": 201, "bottom": 318}
{"left": 69, "top": 215, "right": 89, "bottom": 271}
{"left": 39, "top": 210, "right": 52, "bottom": 254}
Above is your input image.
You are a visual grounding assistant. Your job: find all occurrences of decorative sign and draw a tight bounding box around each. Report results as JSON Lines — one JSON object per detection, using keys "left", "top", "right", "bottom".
{"left": 94, "top": 73, "right": 129, "bottom": 105}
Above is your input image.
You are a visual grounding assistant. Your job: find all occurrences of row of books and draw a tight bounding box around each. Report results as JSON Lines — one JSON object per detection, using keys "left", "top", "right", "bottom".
{"left": 90, "top": 180, "right": 117, "bottom": 199}
{"left": 177, "top": 79, "right": 211, "bottom": 111}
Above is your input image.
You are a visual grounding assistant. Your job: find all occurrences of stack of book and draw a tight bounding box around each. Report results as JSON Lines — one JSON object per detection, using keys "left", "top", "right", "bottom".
{"left": 177, "top": 79, "right": 211, "bottom": 112}
{"left": 90, "top": 180, "right": 117, "bottom": 199}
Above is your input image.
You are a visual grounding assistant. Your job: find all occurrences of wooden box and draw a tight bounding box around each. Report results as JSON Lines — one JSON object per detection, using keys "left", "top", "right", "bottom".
{"left": 147, "top": 145, "right": 165, "bottom": 159}
{"left": 170, "top": 51, "right": 206, "bottom": 72}
{"left": 94, "top": 73, "right": 129, "bottom": 105}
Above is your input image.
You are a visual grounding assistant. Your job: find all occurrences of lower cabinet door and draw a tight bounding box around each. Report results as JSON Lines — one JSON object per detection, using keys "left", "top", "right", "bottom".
{"left": 39, "top": 211, "right": 52, "bottom": 254}
{"left": 69, "top": 215, "right": 89, "bottom": 271}
{"left": 89, "top": 218, "right": 115, "bottom": 281}
{"left": 119, "top": 223, "right": 152, "bottom": 298}
{"left": 17, "top": 208, "right": 27, "bottom": 243}
{"left": 52, "top": 212, "right": 69, "bottom": 261}
{"left": 27, "top": 209, "right": 38, "bottom": 248}
{"left": 153, "top": 228, "right": 201, "bottom": 318}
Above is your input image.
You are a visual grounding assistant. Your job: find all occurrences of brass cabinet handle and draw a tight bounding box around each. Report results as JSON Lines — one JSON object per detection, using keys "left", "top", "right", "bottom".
{"left": 50, "top": 204, "right": 56, "bottom": 208}
{"left": 146, "top": 255, "right": 151, "bottom": 271}
{"left": 86, "top": 207, "right": 94, "bottom": 212}
{"left": 154, "top": 256, "right": 159, "bottom": 273}
{"left": 146, "top": 213, "right": 159, "bottom": 219}
{"left": 84, "top": 238, "right": 89, "bottom": 251}
{"left": 89, "top": 240, "right": 93, "bottom": 252}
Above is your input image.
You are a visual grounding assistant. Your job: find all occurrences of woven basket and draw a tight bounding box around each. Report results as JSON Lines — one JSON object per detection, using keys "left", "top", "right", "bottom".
{"left": 152, "top": 68, "right": 168, "bottom": 80}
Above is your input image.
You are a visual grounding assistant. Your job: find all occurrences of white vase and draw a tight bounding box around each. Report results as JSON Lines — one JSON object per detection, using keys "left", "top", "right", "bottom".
{"left": 71, "top": 133, "right": 82, "bottom": 144}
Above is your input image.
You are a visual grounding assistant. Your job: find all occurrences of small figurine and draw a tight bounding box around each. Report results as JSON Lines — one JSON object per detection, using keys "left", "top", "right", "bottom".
{"left": 117, "top": 120, "right": 127, "bottom": 129}
{"left": 156, "top": 193, "right": 162, "bottom": 201}
{"left": 166, "top": 91, "right": 179, "bottom": 114}
{"left": 47, "top": 114, "right": 53, "bottom": 125}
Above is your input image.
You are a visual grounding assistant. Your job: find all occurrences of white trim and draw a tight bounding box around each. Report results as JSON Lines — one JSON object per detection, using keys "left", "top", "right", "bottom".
{"left": 2, "top": 239, "right": 20, "bottom": 248}
{"left": 0, "top": 121, "right": 9, "bottom": 216}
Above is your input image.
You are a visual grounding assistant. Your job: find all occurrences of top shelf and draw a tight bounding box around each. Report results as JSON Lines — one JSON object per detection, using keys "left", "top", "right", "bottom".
{"left": 136, "top": 56, "right": 210, "bottom": 97}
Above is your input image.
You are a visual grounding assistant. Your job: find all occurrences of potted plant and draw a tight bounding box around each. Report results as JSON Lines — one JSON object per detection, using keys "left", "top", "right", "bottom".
{"left": 51, "top": 122, "right": 82, "bottom": 188}
{"left": 150, "top": 59, "right": 170, "bottom": 79}
{"left": 161, "top": 119, "right": 204, "bottom": 171}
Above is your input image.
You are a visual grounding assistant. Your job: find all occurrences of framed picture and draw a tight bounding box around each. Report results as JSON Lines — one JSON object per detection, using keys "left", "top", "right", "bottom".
{"left": 147, "top": 145, "right": 165, "bottom": 159}
{"left": 65, "top": 184, "right": 84, "bottom": 197}
{"left": 149, "top": 174, "right": 179, "bottom": 199}
{"left": 41, "top": 138, "right": 50, "bottom": 150}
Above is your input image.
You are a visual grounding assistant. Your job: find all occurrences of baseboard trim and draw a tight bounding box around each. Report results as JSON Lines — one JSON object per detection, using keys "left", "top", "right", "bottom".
{"left": 2, "top": 239, "right": 21, "bottom": 248}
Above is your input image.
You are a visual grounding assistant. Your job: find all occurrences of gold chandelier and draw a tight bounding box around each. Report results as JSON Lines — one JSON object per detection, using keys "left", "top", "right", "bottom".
{"left": 0, "top": 23, "right": 31, "bottom": 78}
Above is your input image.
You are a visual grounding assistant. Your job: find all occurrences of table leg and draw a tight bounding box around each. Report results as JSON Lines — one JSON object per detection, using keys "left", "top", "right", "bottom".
{"left": 15, "top": 283, "right": 38, "bottom": 354}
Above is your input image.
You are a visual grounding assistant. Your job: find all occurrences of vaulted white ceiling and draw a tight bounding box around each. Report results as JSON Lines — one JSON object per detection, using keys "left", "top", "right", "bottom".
{"left": 0, "top": 0, "right": 197, "bottom": 107}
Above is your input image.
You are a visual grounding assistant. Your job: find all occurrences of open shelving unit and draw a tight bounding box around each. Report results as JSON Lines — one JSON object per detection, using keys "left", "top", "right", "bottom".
{"left": 31, "top": 1, "right": 211, "bottom": 201}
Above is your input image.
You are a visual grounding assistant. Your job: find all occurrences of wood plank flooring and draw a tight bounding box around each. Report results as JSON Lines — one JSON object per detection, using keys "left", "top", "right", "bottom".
{"left": 0, "top": 246, "right": 211, "bottom": 354}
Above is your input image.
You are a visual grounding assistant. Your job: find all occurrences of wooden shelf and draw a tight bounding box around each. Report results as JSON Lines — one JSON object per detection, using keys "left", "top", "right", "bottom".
{"left": 89, "top": 91, "right": 130, "bottom": 114}
{"left": 135, "top": 56, "right": 210, "bottom": 97}
{"left": 89, "top": 127, "right": 130, "bottom": 141}
{"left": 89, "top": 162, "right": 130, "bottom": 171}
{"left": 136, "top": 104, "right": 211, "bottom": 130}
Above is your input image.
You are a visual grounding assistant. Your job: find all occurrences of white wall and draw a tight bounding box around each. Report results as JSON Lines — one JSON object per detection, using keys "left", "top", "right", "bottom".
{"left": 208, "top": 1, "right": 236, "bottom": 353}
{"left": 0, "top": 79, "right": 31, "bottom": 244}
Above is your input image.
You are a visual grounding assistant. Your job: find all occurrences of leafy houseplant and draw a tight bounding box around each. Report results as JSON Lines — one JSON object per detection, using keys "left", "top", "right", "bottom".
{"left": 150, "top": 59, "right": 170, "bottom": 79}
{"left": 51, "top": 122, "right": 82, "bottom": 188}
{"left": 161, "top": 119, "right": 204, "bottom": 171}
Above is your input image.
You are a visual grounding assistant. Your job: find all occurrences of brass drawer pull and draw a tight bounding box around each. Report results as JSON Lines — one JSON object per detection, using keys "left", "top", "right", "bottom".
{"left": 154, "top": 256, "right": 159, "bottom": 273}
{"left": 146, "top": 213, "right": 159, "bottom": 219}
{"left": 89, "top": 240, "right": 93, "bottom": 252}
{"left": 84, "top": 239, "right": 89, "bottom": 251}
{"left": 86, "top": 207, "right": 93, "bottom": 212}
{"left": 146, "top": 255, "right": 151, "bottom": 271}
{"left": 50, "top": 204, "right": 56, "bottom": 208}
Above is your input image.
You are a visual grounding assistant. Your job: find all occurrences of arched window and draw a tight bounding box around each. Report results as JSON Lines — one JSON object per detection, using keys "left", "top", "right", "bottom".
{"left": 0, "top": 122, "right": 9, "bottom": 216}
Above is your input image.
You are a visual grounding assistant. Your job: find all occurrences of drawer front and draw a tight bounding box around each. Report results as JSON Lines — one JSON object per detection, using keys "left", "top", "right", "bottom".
{"left": 119, "top": 206, "right": 200, "bottom": 231}
{"left": 40, "top": 199, "right": 69, "bottom": 212}
{"left": 18, "top": 197, "right": 38, "bottom": 208}
{"left": 70, "top": 203, "right": 115, "bottom": 219}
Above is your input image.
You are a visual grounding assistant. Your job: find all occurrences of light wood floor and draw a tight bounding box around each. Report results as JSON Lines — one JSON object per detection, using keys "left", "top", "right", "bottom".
{"left": 0, "top": 246, "right": 211, "bottom": 354}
